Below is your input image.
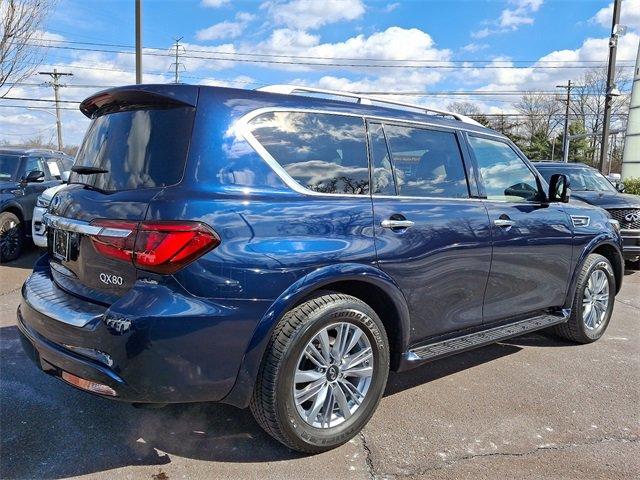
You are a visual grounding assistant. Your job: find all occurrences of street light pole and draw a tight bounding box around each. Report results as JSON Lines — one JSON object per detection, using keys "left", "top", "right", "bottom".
{"left": 598, "top": 0, "right": 622, "bottom": 173}
{"left": 135, "top": 0, "right": 143, "bottom": 84}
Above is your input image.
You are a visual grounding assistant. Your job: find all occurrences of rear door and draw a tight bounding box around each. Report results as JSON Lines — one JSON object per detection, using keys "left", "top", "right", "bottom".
{"left": 47, "top": 94, "right": 196, "bottom": 302}
{"left": 368, "top": 121, "right": 492, "bottom": 342}
{"left": 466, "top": 134, "right": 573, "bottom": 323}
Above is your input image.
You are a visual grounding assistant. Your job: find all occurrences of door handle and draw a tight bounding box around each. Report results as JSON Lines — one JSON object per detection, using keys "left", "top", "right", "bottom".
{"left": 494, "top": 219, "right": 516, "bottom": 227}
{"left": 381, "top": 219, "right": 415, "bottom": 229}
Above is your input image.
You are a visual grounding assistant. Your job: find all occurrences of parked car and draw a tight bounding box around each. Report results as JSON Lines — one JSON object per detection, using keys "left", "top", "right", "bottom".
{"left": 0, "top": 148, "right": 74, "bottom": 261}
{"left": 18, "top": 85, "right": 624, "bottom": 453}
{"left": 534, "top": 161, "right": 640, "bottom": 263}
{"left": 32, "top": 180, "right": 70, "bottom": 248}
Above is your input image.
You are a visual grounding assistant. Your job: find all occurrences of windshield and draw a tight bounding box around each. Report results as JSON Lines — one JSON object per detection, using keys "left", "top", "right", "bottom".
{"left": 70, "top": 106, "right": 195, "bottom": 191}
{"left": 538, "top": 167, "right": 617, "bottom": 193}
{"left": 0, "top": 154, "right": 21, "bottom": 182}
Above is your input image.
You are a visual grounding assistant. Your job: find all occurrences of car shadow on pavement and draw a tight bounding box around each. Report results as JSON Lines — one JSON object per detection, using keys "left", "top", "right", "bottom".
{"left": 0, "top": 324, "right": 568, "bottom": 479}
{"left": 0, "top": 324, "right": 305, "bottom": 480}
{"left": 0, "top": 247, "right": 41, "bottom": 270}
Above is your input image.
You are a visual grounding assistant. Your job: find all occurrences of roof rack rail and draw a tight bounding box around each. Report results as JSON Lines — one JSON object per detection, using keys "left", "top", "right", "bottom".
{"left": 256, "top": 84, "right": 483, "bottom": 127}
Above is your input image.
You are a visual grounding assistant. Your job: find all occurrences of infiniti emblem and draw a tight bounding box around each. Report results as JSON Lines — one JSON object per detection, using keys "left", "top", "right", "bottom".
{"left": 624, "top": 212, "right": 640, "bottom": 222}
{"left": 50, "top": 195, "right": 61, "bottom": 211}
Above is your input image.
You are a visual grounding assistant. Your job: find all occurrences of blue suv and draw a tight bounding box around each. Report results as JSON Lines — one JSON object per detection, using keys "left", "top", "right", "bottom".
{"left": 18, "top": 84, "right": 624, "bottom": 453}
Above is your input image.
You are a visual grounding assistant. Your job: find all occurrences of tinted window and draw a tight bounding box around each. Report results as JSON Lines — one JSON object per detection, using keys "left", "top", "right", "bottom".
{"left": 23, "top": 157, "right": 47, "bottom": 178}
{"left": 383, "top": 124, "right": 469, "bottom": 198}
{"left": 468, "top": 136, "right": 540, "bottom": 202}
{"left": 249, "top": 111, "right": 369, "bottom": 194}
{"left": 0, "top": 154, "right": 22, "bottom": 181}
{"left": 368, "top": 122, "right": 395, "bottom": 195}
{"left": 70, "top": 107, "right": 195, "bottom": 191}
{"left": 537, "top": 166, "right": 616, "bottom": 193}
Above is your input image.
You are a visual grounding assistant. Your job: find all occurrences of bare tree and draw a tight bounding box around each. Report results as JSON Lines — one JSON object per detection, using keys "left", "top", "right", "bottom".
{"left": 570, "top": 67, "right": 631, "bottom": 165}
{"left": 0, "top": 0, "right": 54, "bottom": 97}
{"left": 515, "top": 92, "right": 563, "bottom": 141}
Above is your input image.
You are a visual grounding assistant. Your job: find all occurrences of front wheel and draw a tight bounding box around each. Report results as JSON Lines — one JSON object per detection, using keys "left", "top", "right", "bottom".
{"left": 250, "top": 292, "right": 389, "bottom": 453}
{"left": 552, "top": 253, "right": 615, "bottom": 343}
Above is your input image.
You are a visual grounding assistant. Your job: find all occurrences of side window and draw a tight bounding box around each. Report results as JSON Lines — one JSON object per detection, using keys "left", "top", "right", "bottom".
{"left": 248, "top": 111, "right": 369, "bottom": 195}
{"left": 383, "top": 124, "right": 469, "bottom": 198}
{"left": 468, "top": 136, "right": 540, "bottom": 202}
{"left": 23, "top": 157, "right": 46, "bottom": 178}
{"left": 368, "top": 122, "right": 395, "bottom": 195}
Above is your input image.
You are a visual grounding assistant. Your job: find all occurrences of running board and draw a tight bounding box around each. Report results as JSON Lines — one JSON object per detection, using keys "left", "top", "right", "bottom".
{"left": 404, "top": 310, "right": 570, "bottom": 364}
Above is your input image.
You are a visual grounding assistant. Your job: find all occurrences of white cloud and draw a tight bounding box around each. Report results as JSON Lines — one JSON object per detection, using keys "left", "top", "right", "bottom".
{"left": 201, "top": 0, "right": 230, "bottom": 7}
{"left": 473, "top": 0, "right": 544, "bottom": 38}
{"left": 196, "top": 12, "right": 255, "bottom": 41}
{"left": 261, "top": 0, "right": 365, "bottom": 30}
{"left": 591, "top": 0, "right": 640, "bottom": 31}
{"left": 384, "top": 2, "right": 400, "bottom": 12}
{"left": 461, "top": 43, "right": 489, "bottom": 53}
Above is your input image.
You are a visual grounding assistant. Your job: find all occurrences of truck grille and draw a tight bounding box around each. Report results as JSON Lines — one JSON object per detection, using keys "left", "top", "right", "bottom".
{"left": 607, "top": 208, "right": 640, "bottom": 230}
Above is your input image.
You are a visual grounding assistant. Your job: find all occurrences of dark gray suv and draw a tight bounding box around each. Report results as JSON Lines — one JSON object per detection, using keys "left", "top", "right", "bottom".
{"left": 0, "top": 148, "right": 73, "bottom": 261}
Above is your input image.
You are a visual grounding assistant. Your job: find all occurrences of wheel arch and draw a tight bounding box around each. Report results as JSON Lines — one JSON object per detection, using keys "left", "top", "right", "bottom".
{"left": 565, "top": 237, "right": 624, "bottom": 308}
{"left": 222, "top": 263, "right": 410, "bottom": 408}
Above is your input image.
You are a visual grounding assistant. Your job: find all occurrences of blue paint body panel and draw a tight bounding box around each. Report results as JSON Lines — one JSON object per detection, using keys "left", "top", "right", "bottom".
{"left": 17, "top": 85, "right": 624, "bottom": 407}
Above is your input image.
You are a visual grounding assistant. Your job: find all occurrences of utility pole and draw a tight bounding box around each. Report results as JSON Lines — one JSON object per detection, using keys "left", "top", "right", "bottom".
{"left": 556, "top": 80, "right": 581, "bottom": 162}
{"left": 135, "top": 0, "right": 143, "bottom": 84}
{"left": 38, "top": 69, "right": 73, "bottom": 151}
{"left": 598, "top": 0, "right": 622, "bottom": 173}
{"left": 170, "top": 37, "right": 185, "bottom": 83}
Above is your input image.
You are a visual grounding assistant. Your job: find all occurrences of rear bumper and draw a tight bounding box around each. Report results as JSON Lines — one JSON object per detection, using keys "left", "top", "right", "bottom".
{"left": 18, "top": 256, "right": 272, "bottom": 404}
{"left": 621, "top": 229, "right": 640, "bottom": 260}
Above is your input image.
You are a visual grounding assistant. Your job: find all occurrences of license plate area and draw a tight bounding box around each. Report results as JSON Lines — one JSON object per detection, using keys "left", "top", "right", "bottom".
{"left": 53, "top": 229, "right": 70, "bottom": 261}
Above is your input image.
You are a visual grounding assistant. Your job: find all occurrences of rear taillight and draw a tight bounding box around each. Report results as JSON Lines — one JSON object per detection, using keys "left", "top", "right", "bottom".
{"left": 90, "top": 220, "right": 220, "bottom": 274}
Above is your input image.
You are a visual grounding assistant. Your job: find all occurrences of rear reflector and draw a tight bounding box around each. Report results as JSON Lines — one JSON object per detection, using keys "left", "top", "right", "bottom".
{"left": 89, "top": 220, "right": 220, "bottom": 274}
{"left": 61, "top": 371, "right": 117, "bottom": 396}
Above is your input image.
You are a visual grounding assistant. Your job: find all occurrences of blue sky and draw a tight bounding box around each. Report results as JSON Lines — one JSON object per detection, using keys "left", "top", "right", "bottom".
{"left": 1, "top": 0, "right": 639, "bottom": 145}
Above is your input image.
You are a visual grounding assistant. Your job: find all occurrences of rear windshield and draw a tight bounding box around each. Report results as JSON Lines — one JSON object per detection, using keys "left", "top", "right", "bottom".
{"left": 70, "top": 106, "right": 195, "bottom": 191}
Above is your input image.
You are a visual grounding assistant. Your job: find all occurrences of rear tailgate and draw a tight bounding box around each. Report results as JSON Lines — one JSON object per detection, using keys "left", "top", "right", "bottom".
{"left": 45, "top": 85, "right": 199, "bottom": 303}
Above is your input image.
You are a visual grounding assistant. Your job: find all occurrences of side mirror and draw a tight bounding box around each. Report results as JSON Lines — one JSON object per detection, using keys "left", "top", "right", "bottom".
{"left": 616, "top": 183, "right": 625, "bottom": 193}
{"left": 22, "top": 170, "right": 45, "bottom": 184}
{"left": 549, "top": 173, "right": 570, "bottom": 203}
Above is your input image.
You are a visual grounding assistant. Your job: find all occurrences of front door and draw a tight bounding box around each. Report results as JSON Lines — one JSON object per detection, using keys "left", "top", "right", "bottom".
{"left": 368, "top": 121, "right": 492, "bottom": 343}
{"left": 466, "top": 134, "right": 574, "bottom": 323}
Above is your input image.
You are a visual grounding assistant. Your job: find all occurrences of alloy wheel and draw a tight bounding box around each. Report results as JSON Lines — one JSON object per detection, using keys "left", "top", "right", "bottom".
{"left": 293, "top": 322, "right": 374, "bottom": 429}
{"left": 0, "top": 218, "right": 20, "bottom": 261}
{"left": 582, "top": 268, "right": 610, "bottom": 330}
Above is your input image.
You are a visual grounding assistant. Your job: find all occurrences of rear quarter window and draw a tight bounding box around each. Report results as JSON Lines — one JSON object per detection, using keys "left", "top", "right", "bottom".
{"left": 247, "top": 111, "right": 370, "bottom": 195}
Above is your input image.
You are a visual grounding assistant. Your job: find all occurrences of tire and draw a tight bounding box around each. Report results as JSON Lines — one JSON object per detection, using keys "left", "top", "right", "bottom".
{"left": 250, "top": 292, "right": 389, "bottom": 453}
{"left": 0, "top": 211, "right": 24, "bottom": 263}
{"left": 552, "top": 254, "right": 615, "bottom": 343}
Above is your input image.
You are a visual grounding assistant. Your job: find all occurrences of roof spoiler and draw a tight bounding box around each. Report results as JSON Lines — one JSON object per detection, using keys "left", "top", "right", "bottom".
{"left": 80, "top": 84, "right": 199, "bottom": 118}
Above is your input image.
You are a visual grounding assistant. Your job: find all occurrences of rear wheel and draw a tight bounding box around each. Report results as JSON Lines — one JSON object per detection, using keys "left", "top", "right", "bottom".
{"left": 250, "top": 292, "right": 389, "bottom": 453}
{"left": 0, "top": 212, "right": 24, "bottom": 263}
{"left": 552, "top": 254, "right": 615, "bottom": 343}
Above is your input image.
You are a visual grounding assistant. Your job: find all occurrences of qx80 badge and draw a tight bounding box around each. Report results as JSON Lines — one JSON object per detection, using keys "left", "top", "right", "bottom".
{"left": 99, "top": 273, "right": 124, "bottom": 286}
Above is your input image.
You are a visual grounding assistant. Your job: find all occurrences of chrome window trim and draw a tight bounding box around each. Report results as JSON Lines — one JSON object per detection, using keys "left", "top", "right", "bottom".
{"left": 234, "top": 107, "right": 503, "bottom": 201}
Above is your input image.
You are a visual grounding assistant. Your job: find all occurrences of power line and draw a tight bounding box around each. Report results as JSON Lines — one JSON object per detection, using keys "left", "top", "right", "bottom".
{"left": 22, "top": 42, "right": 636, "bottom": 70}
{"left": 22, "top": 36, "right": 637, "bottom": 65}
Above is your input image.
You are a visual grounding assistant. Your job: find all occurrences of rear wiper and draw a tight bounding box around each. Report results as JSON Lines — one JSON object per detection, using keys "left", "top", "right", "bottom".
{"left": 71, "top": 165, "right": 109, "bottom": 175}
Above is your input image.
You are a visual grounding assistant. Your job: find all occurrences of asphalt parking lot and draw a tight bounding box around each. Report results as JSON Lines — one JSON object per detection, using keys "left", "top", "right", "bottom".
{"left": 1, "top": 248, "right": 638, "bottom": 479}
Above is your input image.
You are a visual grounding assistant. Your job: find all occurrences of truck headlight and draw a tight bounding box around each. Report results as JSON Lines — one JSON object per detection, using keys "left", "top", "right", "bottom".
{"left": 36, "top": 196, "right": 50, "bottom": 208}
